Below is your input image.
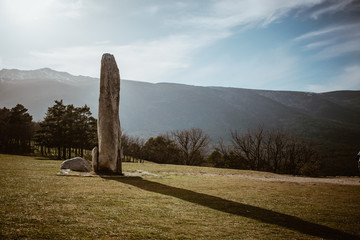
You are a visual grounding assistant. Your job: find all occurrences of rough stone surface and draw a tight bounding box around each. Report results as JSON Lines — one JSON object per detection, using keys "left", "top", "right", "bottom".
{"left": 92, "top": 146, "right": 99, "bottom": 172}
{"left": 97, "top": 53, "right": 122, "bottom": 174}
{"left": 60, "top": 157, "right": 92, "bottom": 172}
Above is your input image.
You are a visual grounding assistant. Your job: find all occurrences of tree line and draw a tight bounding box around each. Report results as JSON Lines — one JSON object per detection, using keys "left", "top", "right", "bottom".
{"left": 0, "top": 101, "right": 97, "bottom": 159}
{"left": 213, "top": 127, "right": 320, "bottom": 176}
{"left": 121, "top": 126, "right": 320, "bottom": 176}
{"left": 122, "top": 128, "right": 210, "bottom": 166}
{"left": 0, "top": 101, "right": 351, "bottom": 176}
{"left": 35, "top": 100, "right": 97, "bottom": 159}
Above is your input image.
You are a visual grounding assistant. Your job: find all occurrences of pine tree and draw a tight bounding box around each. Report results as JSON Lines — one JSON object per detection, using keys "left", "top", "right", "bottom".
{"left": 39, "top": 100, "right": 66, "bottom": 159}
{"left": 0, "top": 104, "right": 34, "bottom": 154}
{"left": 35, "top": 100, "right": 98, "bottom": 159}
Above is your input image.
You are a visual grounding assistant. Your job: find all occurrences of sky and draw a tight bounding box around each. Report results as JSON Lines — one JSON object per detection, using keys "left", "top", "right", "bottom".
{"left": 0, "top": 0, "right": 359, "bottom": 92}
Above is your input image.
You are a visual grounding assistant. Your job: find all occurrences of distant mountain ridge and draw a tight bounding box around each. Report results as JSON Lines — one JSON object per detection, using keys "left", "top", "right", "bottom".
{"left": 0, "top": 68, "right": 97, "bottom": 84}
{"left": 0, "top": 68, "right": 359, "bottom": 147}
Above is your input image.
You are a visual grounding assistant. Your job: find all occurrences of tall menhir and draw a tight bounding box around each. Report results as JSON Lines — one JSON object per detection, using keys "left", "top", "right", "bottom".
{"left": 95, "top": 53, "right": 122, "bottom": 174}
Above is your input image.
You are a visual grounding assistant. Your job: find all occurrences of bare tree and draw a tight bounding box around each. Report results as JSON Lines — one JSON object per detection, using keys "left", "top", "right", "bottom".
{"left": 216, "top": 138, "right": 227, "bottom": 155}
{"left": 265, "top": 129, "right": 287, "bottom": 173}
{"left": 172, "top": 128, "right": 210, "bottom": 165}
{"left": 231, "top": 127, "right": 266, "bottom": 170}
{"left": 283, "top": 135, "right": 318, "bottom": 175}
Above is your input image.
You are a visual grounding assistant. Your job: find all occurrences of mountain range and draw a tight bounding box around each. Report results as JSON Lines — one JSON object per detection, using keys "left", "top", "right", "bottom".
{"left": 1, "top": 68, "right": 359, "bottom": 149}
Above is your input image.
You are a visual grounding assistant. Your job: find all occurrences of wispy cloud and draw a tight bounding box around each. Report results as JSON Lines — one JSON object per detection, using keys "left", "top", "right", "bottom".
{"left": 294, "top": 23, "right": 359, "bottom": 41}
{"left": 294, "top": 23, "right": 360, "bottom": 59}
{"left": 304, "top": 40, "right": 333, "bottom": 50}
{"left": 181, "top": 0, "right": 325, "bottom": 30}
{"left": 315, "top": 40, "right": 360, "bottom": 59}
{"left": 311, "top": 0, "right": 354, "bottom": 19}
{"left": 307, "top": 65, "right": 360, "bottom": 92}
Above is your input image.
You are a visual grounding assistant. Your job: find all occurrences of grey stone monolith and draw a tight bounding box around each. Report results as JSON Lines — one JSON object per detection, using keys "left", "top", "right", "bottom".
{"left": 97, "top": 53, "right": 122, "bottom": 174}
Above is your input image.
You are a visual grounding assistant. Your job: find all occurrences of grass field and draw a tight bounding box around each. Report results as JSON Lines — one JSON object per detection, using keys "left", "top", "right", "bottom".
{"left": 1, "top": 154, "right": 360, "bottom": 239}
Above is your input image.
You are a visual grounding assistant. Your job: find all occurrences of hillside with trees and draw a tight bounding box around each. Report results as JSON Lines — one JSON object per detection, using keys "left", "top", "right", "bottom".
{"left": 1, "top": 68, "right": 359, "bottom": 175}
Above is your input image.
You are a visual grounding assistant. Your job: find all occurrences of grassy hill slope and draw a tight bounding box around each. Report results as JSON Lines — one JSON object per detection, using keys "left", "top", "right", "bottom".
{"left": 1, "top": 154, "right": 359, "bottom": 239}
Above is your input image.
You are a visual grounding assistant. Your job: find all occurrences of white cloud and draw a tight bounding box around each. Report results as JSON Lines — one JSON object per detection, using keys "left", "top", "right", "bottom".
{"left": 22, "top": 35, "right": 300, "bottom": 91}
{"left": 1, "top": 0, "right": 84, "bottom": 26}
{"left": 24, "top": 33, "right": 227, "bottom": 81}
{"left": 307, "top": 65, "right": 360, "bottom": 92}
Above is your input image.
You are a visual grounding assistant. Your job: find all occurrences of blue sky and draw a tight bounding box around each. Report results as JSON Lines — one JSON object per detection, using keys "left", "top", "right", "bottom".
{"left": 0, "top": 0, "right": 359, "bottom": 92}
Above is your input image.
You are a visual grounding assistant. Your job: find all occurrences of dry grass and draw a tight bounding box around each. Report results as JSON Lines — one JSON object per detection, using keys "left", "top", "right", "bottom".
{"left": 0, "top": 154, "right": 359, "bottom": 239}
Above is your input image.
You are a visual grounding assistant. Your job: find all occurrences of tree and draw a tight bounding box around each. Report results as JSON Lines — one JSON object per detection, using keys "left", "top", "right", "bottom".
{"left": 172, "top": 128, "right": 210, "bottom": 165}
{"left": 0, "top": 104, "right": 34, "bottom": 154}
{"left": 68, "top": 104, "right": 97, "bottom": 158}
{"left": 0, "top": 107, "right": 11, "bottom": 152}
{"left": 283, "top": 134, "right": 319, "bottom": 175}
{"left": 265, "top": 129, "right": 287, "bottom": 173}
{"left": 142, "top": 135, "right": 180, "bottom": 164}
{"left": 39, "top": 100, "right": 66, "bottom": 159}
{"left": 231, "top": 127, "right": 266, "bottom": 170}
{"left": 206, "top": 150, "right": 224, "bottom": 167}
{"left": 121, "top": 133, "right": 145, "bottom": 162}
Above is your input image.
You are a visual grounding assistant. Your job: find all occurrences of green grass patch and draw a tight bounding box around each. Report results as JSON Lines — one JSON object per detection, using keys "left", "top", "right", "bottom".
{"left": 1, "top": 154, "right": 359, "bottom": 239}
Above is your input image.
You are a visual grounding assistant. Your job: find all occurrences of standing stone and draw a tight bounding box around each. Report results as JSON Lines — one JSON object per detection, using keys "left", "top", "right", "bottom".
{"left": 97, "top": 53, "right": 122, "bottom": 174}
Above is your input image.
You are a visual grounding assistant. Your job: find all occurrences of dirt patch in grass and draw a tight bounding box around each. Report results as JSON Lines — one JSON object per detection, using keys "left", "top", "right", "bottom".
{"left": 158, "top": 171, "right": 360, "bottom": 185}
{"left": 57, "top": 169, "right": 162, "bottom": 177}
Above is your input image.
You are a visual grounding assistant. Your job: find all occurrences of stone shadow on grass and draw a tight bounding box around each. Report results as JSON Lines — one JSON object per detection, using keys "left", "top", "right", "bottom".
{"left": 108, "top": 177, "right": 359, "bottom": 240}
